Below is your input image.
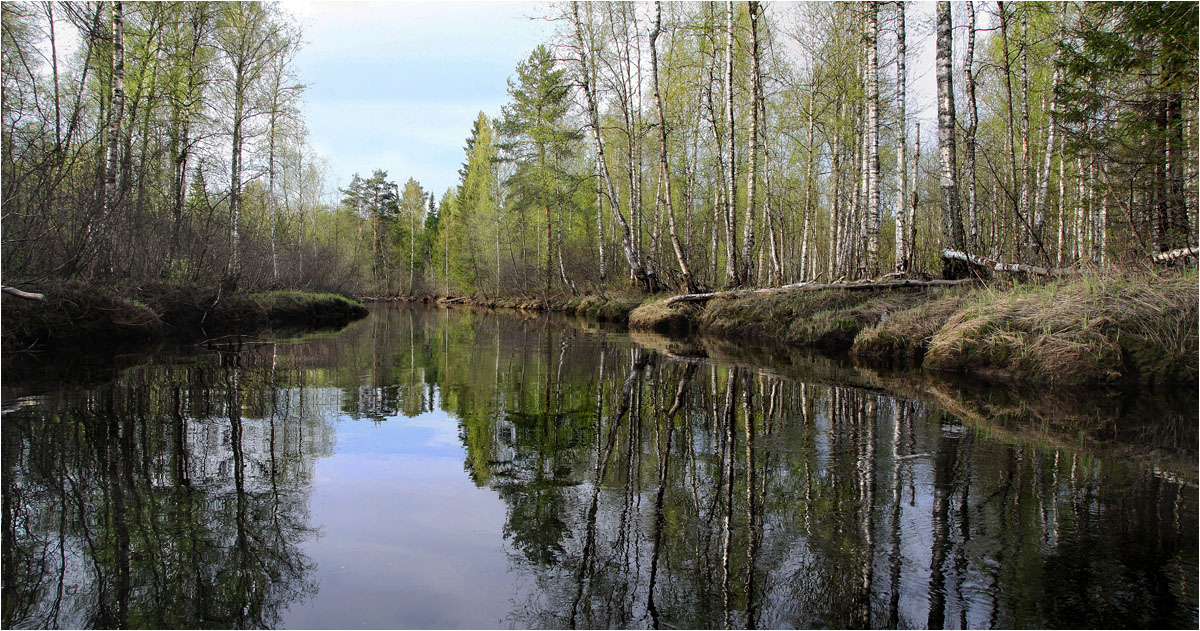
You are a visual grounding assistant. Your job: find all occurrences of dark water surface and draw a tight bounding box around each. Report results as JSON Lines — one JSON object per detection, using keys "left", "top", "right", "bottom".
{"left": 3, "top": 304, "right": 1196, "bottom": 629}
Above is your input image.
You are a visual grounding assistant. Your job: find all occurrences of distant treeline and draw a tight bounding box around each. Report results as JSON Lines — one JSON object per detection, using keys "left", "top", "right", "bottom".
{"left": 4, "top": 2, "right": 1196, "bottom": 298}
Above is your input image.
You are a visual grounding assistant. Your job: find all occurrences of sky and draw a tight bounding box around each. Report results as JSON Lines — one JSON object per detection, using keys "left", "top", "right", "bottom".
{"left": 283, "top": 1, "right": 555, "bottom": 201}
{"left": 281, "top": 1, "right": 941, "bottom": 206}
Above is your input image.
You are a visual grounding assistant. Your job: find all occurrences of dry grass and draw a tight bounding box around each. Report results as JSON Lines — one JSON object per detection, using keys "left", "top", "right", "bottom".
{"left": 852, "top": 290, "right": 972, "bottom": 362}
{"left": 924, "top": 270, "right": 1198, "bottom": 386}
{"left": 629, "top": 300, "right": 700, "bottom": 334}
{"left": 698, "top": 287, "right": 934, "bottom": 351}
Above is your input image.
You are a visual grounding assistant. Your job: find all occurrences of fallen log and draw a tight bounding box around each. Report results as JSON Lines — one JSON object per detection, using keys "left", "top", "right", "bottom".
{"left": 1151, "top": 246, "right": 1199, "bottom": 264}
{"left": 1, "top": 286, "right": 44, "bottom": 301}
{"left": 941, "top": 249, "right": 1065, "bottom": 278}
{"left": 663, "top": 277, "right": 977, "bottom": 306}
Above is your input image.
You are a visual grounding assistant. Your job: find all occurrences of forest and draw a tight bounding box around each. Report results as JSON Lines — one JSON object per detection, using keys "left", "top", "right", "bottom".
{"left": 2, "top": 1, "right": 1197, "bottom": 299}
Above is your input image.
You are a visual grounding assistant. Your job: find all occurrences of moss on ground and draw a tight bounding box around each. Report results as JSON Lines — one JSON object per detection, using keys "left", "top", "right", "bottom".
{"left": 250, "top": 290, "right": 368, "bottom": 327}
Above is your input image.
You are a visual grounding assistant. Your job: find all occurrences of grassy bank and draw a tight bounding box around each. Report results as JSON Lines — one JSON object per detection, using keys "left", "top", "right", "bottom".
{"left": 628, "top": 270, "right": 1198, "bottom": 388}
{"left": 2, "top": 282, "right": 367, "bottom": 351}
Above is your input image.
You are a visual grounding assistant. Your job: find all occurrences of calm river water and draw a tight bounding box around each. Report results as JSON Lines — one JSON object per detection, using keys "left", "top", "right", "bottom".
{"left": 2, "top": 304, "right": 1196, "bottom": 629}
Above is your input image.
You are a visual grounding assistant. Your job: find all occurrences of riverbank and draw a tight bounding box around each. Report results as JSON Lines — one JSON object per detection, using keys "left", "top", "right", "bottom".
{"left": 425, "top": 269, "right": 1196, "bottom": 389}
{"left": 1, "top": 282, "right": 368, "bottom": 351}
{"left": 630, "top": 269, "right": 1198, "bottom": 388}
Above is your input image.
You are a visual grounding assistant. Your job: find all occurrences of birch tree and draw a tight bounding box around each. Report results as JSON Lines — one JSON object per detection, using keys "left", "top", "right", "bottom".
{"left": 864, "top": 1, "right": 880, "bottom": 276}
{"left": 569, "top": 1, "right": 653, "bottom": 291}
{"left": 649, "top": 1, "right": 696, "bottom": 292}
{"left": 936, "top": 1, "right": 965, "bottom": 267}
{"left": 894, "top": 1, "right": 908, "bottom": 273}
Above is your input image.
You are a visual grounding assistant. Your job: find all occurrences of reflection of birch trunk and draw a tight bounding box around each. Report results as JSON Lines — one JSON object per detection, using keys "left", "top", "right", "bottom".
{"left": 230, "top": 358, "right": 250, "bottom": 628}
{"left": 954, "top": 431, "right": 972, "bottom": 629}
{"left": 856, "top": 394, "right": 876, "bottom": 627}
{"left": 106, "top": 396, "right": 131, "bottom": 629}
{"left": 721, "top": 367, "right": 737, "bottom": 629}
{"left": 887, "top": 400, "right": 909, "bottom": 627}
{"left": 570, "top": 351, "right": 647, "bottom": 627}
{"left": 647, "top": 363, "right": 696, "bottom": 627}
{"left": 927, "top": 422, "right": 959, "bottom": 629}
{"left": 743, "top": 369, "right": 759, "bottom": 628}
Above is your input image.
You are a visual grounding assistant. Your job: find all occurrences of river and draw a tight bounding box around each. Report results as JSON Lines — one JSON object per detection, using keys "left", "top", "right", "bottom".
{"left": 2, "top": 304, "right": 1196, "bottom": 629}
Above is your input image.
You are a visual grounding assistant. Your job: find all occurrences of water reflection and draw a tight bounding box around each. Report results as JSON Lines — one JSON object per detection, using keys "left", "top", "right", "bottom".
{"left": 2, "top": 346, "right": 331, "bottom": 628}
{"left": 2, "top": 305, "right": 1196, "bottom": 629}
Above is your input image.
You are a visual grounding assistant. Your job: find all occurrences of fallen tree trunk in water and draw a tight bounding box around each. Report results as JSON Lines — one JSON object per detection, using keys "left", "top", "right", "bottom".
{"left": 1, "top": 286, "right": 44, "bottom": 301}
{"left": 1151, "top": 246, "right": 1199, "bottom": 264}
{"left": 941, "top": 249, "right": 1065, "bottom": 278}
{"left": 663, "top": 277, "right": 977, "bottom": 306}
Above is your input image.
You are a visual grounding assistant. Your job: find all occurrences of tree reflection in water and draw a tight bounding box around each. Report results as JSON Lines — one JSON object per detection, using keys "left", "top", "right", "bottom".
{"left": 3, "top": 344, "right": 330, "bottom": 629}
{"left": 3, "top": 305, "right": 1196, "bottom": 629}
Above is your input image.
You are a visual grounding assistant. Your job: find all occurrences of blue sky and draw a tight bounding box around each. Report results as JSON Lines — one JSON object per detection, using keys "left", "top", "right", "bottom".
{"left": 282, "top": 1, "right": 942, "bottom": 206}
{"left": 284, "top": 1, "right": 554, "bottom": 200}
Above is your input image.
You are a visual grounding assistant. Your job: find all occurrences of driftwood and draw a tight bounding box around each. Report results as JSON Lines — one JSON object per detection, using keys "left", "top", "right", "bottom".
{"left": 1151, "top": 246, "right": 1199, "bottom": 264}
{"left": 663, "top": 277, "right": 977, "bottom": 306}
{"left": 941, "top": 249, "right": 1064, "bottom": 278}
{"left": 1, "top": 286, "right": 44, "bottom": 301}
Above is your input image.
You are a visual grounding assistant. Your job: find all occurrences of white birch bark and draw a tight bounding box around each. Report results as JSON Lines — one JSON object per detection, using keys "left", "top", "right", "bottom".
{"left": 936, "top": 1, "right": 964, "bottom": 254}
{"left": 101, "top": 0, "right": 125, "bottom": 271}
{"left": 865, "top": 1, "right": 881, "bottom": 276}
{"left": 1019, "top": 5, "right": 1032, "bottom": 254}
{"left": 894, "top": 1, "right": 908, "bottom": 272}
{"left": 724, "top": 0, "right": 738, "bottom": 286}
{"left": 964, "top": 1, "right": 978, "bottom": 250}
{"left": 741, "top": 0, "right": 763, "bottom": 285}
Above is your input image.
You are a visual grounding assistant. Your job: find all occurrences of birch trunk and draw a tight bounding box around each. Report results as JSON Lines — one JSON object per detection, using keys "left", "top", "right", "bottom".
{"left": 704, "top": 45, "right": 725, "bottom": 285}
{"left": 911, "top": 120, "right": 920, "bottom": 268}
{"left": 1034, "top": 8, "right": 1064, "bottom": 260}
{"left": 650, "top": 2, "right": 695, "bottom": 292}
{"left": 936, "top": 2, "right": 964, "bottom": 258}
{"left": 829, "top": 111, "right": 842, "bottom": 279}
{"left": 102, "top": 1, "right": 125, "bottom": 265}
{"left": 802, "top": 85, "right": 817, "bottom": 280}
{"left": 865, "top": 2, "right": 881, "bottom": 276}
{"left": 230, "top": 67, "right": 243, "bottom": 278}
{"left": 1034, "top": 63, "right": 1061, "bottom": 260}
{"left": 1092, "top": 160, "right": 1104, "bottom": 263}
{"left": 740, "top": 0, "right": 762, "bottom": 285}
{"left": 964, "top": 1, "right": 978, "bottom": 250}
{"left": 596, "top": 154, "right": 606, "bottom": 283}
{"left": 1056, "top": 146, "right": 1066, "bottom": 267}
{"left": 1019, "top": 5, "right": 1032, "bottom": 256}
{"left": 999, "top": 3, "right": 1020, "bottom": 258}
{"left": 894, "top": 1, "right": 908, "bottom": 273}
{"left": 724, "top": 0, "right": 739, "bottom": 286}
{"left": 1075, "top": 155, "right": 1086, "bottom": 262}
